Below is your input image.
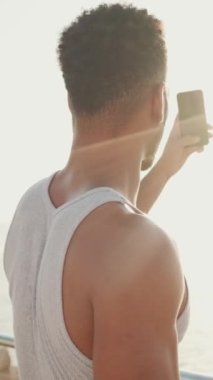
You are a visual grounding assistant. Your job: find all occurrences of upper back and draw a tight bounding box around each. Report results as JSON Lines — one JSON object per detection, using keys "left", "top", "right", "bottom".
{"left": 3, "top": 172, "right": 143, "bottom": 380}
{"left": 3, "top": 172, "right": 189, "bottom": 380}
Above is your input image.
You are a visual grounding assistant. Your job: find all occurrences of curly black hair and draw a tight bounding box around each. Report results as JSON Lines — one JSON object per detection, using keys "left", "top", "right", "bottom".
{"left": 57, "top": 3, "right": 167, "bottom": 116}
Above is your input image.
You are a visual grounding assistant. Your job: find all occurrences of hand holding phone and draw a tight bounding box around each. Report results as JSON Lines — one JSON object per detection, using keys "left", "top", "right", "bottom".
{"left": 177, "top": 90, "right": 209, "bottom": 146}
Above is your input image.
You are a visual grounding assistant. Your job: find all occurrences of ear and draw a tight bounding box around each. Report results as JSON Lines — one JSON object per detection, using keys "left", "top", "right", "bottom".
{"left": 151, "top": 84, "right": 165, "bottom": 125}
{"left": 67, "top": 93, "right": 73, "bottom": 113}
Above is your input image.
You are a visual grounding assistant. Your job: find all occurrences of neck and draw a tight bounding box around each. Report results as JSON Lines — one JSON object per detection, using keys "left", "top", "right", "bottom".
{"left": 62, "top": 129, "right": 146, "bottom": 205}
{"left": 61, "top": 108, "right": 157, "bottom": 205}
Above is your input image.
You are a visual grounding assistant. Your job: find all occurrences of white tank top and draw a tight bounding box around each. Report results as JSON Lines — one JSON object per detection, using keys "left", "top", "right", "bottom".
{"left": 3, "top": 171, "right": 190, "bottom": 380}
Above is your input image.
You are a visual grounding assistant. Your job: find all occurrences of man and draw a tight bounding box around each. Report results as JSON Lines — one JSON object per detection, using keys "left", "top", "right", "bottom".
{"left": 3, "top": 4, "right": 205, "bottom": 379}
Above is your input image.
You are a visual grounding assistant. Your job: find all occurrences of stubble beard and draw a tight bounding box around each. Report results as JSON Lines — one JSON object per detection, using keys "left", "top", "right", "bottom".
{"left": 141, "top": 94, "right": 168, "bottom": 171}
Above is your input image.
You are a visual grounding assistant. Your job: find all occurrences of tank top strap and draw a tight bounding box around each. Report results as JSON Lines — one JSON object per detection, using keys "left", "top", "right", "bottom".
{"left": 94, "top": 187, "right": 144, "bottom": 214}
{"left": 45, "top": 171, "right": 144, "bottom": 218}
{"left": 37, "top": 184, "right": 144, "bottom": 374}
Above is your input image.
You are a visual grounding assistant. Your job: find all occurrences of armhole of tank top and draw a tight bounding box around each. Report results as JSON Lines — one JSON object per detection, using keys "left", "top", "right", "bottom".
{"left": 112, "top": 192, "right": 145, "bottom": 217}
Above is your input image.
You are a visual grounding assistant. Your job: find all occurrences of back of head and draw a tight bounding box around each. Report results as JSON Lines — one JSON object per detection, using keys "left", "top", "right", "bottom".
{"left": 57, "top": 3, "right": 167, "bottom": 118}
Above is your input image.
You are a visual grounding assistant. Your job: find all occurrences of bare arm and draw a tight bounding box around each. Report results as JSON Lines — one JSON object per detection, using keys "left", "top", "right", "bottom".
{"left": 137, "top": 119, "right": 203, "bottom": 213}
{"left": 136, "top": 158, "right": 169, "bottom": 213}
{"left": 92, "top": 222, "right": 184, "bottom": 380}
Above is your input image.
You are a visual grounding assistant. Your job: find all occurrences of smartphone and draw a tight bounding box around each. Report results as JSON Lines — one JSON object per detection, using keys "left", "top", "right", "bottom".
{"left": 177, "top": 90, "right": 209, "bottom": 145}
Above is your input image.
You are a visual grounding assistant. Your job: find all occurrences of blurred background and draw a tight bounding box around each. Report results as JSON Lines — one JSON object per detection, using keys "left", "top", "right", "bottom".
{"left": 0, "top": 0, "right": 213, "bottom": 375}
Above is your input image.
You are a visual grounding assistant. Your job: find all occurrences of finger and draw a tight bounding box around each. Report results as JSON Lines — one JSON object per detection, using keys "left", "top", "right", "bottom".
{"left": 181, "top": 135, "right": 201, "bottom": 147}
{"left": 207, "top": 124, "right": 213, "bottom": 139}
{"left": 184, "top": 145, "right": 204, "bottom": 158}
{"left": 207, "top": 123, "right": 213, "bottom": 130}
{"left": 196, "top": 146, "right": 204, "bottom": 153}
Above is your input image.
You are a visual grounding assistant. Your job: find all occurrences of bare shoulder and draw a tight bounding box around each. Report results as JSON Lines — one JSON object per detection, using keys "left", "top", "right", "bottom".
{"left": 125, "top": 212, "right": 182, "bottom": 278}
{"left": 92, "top": 211, "right": 183, "bottom": 379}
{"left": 122, "top": 212, "right": 185, "bottom": 304}
{"left": 92, "top": 209, "right": 183, "bottom": 300}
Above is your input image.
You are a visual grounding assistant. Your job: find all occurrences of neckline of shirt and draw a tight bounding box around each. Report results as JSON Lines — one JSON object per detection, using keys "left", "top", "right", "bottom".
{"left": 42, "top": 170, "right": 143, "bottom": 215}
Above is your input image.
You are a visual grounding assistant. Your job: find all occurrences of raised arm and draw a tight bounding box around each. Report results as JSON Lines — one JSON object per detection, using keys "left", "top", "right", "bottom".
{"left": 136, "top": 118, "right": 203, "bottom": 213}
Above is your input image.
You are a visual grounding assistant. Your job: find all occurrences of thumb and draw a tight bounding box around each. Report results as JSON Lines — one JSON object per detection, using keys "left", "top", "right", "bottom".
{"left": 183, "top": 144, "right": 204, "bottom": 160}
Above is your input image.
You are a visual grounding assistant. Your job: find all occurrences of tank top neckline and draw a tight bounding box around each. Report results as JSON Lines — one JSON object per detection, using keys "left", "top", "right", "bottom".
{"left": 43, "top": 170, "right": 143, "bottom": 215}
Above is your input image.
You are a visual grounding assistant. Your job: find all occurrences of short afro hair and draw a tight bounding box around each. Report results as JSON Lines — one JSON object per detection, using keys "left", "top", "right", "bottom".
{"left": 57, "top": 3, "right": 167, "bottom": 116}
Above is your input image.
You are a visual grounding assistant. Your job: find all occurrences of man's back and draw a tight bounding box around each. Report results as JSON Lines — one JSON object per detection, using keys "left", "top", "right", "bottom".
{"left": 3, "top": 171, "right": 189, "bottom": 379}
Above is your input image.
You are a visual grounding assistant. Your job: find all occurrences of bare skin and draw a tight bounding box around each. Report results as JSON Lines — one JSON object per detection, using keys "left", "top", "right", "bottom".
{"left": 48, "top": 87, "right": 203, "bottom": 379}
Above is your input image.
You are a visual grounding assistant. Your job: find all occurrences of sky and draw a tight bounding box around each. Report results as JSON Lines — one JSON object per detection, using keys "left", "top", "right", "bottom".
{"left": 1, "top": 0, "right": 213, "bottom": 223}
{"left": 0, "top": 0, "right": 213, "bottom": 222}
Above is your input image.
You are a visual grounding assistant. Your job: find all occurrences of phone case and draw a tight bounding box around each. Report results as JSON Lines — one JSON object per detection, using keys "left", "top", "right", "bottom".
{"left": 177, "top": 90, "right": 209, "bottom": 146}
